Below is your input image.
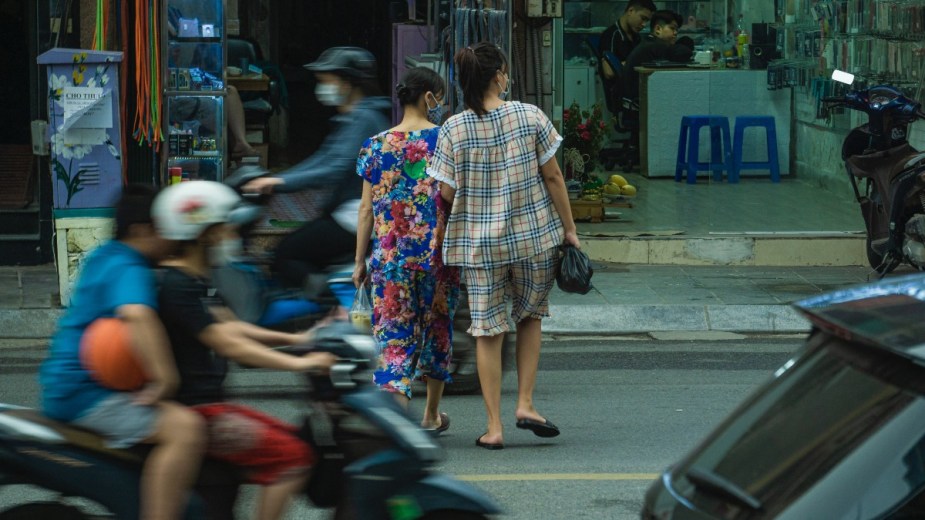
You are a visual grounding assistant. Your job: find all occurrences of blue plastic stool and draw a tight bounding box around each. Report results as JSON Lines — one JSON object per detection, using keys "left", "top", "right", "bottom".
{"left": 732, "top": 116, "right": 781, "bottom": 183}
{"left": 675, "top": 116, "right": 734, "bottom": 184}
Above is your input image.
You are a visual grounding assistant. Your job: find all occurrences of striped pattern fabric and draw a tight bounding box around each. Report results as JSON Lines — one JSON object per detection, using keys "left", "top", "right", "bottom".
{"left": 427, "top": 101, "right": 564, "bottom": 268}
{"left": 462, "top": 247, "right": 559, "bottom": 336}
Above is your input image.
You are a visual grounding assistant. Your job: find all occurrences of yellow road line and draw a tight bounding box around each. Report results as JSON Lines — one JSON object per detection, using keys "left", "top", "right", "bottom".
{"left": 457, "top": 473, "right": 660, "bottom": 482}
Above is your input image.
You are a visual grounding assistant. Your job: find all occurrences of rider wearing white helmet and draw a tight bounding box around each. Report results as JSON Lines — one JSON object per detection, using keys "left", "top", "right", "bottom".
{"left": 152, "top": 180, "right": 261, "bottom": 241}
{"left": 152, "top": 180, "right": 337, "bottom": 520}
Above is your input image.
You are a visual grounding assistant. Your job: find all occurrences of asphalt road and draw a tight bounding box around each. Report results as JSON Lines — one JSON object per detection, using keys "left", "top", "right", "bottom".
{"left": 0, "top": 336, "right": 803, "bottom": 519}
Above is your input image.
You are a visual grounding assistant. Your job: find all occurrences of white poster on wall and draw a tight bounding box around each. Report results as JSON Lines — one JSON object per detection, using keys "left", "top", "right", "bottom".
{"left": 59, "top": 87, "right": 112, "bottom": 131}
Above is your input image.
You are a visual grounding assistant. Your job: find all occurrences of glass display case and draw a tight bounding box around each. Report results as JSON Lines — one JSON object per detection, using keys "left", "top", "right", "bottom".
{"left": 162, "top": 0, "right": 226, "bottom": 183}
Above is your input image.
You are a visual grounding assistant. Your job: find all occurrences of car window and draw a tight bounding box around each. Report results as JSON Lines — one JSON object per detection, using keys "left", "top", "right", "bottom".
{"left": 669, "top": 333, "right": 925, "bottom": 519}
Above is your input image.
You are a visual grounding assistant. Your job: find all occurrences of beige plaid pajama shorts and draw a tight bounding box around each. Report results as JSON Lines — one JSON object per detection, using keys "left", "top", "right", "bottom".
{"left": 462, "top": 247, "right": 559, "bottom": 337}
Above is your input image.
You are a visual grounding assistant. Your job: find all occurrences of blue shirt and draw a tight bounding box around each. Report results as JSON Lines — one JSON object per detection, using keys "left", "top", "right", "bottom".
{"left": 39, "top": 241, "right": 158, "bottom": 421}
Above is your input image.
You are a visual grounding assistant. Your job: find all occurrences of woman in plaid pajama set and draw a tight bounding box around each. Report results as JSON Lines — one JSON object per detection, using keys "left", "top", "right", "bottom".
{"left": 354, "top": 67, "right": 460, "bottom": 433}
{"left": 427, "top": 42, "right": 581, "bottom": 450}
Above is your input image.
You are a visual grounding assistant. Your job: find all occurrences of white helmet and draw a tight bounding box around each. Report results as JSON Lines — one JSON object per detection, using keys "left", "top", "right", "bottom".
{"left": 152, "top": 181, "right": 261, "bottom": 240}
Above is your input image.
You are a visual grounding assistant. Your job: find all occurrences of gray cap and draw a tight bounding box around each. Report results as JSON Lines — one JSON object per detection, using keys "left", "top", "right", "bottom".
{"left": 304, "top": 47, "right": 377, "bottom": 80}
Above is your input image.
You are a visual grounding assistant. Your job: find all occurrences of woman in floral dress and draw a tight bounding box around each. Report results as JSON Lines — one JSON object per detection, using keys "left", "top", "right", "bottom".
{"left": 354, "top": 67, "right": 459, "bottom": 432}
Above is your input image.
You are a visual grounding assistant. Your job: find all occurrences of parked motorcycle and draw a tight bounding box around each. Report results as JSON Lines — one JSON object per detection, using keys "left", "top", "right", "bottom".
{"left": 0, "top": 322, "right": 502, "bottom": 519}
{"left": 824, "top": 70, "right": 925, "bottom": 276}
{"left": 220, "top": 165, "right": 511, "bottom": 395}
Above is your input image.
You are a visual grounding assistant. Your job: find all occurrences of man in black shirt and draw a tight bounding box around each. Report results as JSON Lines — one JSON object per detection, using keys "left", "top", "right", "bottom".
{"left": 598, "top": 0, "right": 655, "bottom": 86}
{"left": 623, "top": 10, "right": 695, "bottom": 102}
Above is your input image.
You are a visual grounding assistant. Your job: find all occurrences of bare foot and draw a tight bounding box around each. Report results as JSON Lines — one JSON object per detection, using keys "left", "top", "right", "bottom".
{"left": 478, "top": 430, "right": 503, "bottom": 445}
{"left": 475, "top": 433, "right": 504, "bottom": 450}
{"left": 421, "top": 414, "right": 441, "bottom": 429}
{"left": 422, "top": 412, "right": 449, "bottom": 433}
{"left": 515, "top": 407, "right": 547, "bottom": 424}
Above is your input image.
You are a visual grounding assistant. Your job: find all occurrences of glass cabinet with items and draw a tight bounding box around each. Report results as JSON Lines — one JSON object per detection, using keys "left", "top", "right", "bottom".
{"left": 162, "top": 0, "right": 226, "bottom": 183}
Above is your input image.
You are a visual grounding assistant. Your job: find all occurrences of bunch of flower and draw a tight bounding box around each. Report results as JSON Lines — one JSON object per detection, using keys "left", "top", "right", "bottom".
{"left": 562, "top": 101, "right": 609, "bottom": 179}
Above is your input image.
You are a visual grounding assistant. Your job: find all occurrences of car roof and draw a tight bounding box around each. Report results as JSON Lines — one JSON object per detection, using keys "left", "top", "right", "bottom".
{"left": 794, "top": 273, "right": 925, "bottom": 362}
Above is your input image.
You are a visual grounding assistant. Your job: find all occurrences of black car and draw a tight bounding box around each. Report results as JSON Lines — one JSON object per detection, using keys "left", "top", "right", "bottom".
{"left": 642, "top": 274, "right": 925, "bottom": 519}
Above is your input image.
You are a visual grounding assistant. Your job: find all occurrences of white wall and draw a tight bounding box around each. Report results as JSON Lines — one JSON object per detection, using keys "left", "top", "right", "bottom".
{"left": 645, "top": 69, "right": 791, "bottom": 178}
{"left": 739, "top": 0, "right": 775, "bottom": 28}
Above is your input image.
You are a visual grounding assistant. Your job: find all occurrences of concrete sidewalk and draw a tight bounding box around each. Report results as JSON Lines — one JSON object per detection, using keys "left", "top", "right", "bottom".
{"left": 544, "top": 263, "right": 879, "bottom": 336}
{"left": 0, "top": 263, "right": 893, "bottom": 339}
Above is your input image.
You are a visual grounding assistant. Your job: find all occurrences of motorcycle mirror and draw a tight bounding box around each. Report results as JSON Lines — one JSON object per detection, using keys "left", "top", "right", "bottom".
{"left": 832, "top": 69, "right": 855, "bottom": 86}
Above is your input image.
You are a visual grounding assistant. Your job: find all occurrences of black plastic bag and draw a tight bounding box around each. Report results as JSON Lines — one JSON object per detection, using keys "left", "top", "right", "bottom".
{"left": 556, "top": 245, "right": 594, "bottom": 294}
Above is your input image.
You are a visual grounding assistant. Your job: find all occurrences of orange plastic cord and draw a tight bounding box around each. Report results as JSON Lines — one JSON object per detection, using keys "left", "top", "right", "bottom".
{"left": 131, "top": 0, "right": 162, "bottom": 149}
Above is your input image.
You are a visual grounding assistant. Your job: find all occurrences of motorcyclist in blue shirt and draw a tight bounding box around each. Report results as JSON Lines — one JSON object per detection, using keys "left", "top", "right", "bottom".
{"left": 243, "top": 47, "right": 391, "bottom": 290}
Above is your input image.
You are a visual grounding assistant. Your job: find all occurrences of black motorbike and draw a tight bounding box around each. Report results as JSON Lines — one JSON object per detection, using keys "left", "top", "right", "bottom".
{"left": 0, "top": 322, "right": 502, "bottom": 519}
{"left": 823, "top": 70, "right": 925, "bottom": 276}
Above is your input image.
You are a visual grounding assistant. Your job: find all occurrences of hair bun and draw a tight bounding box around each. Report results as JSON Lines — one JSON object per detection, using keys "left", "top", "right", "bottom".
{"left": 395, "top": 83, "right": 409, "bottom": 96}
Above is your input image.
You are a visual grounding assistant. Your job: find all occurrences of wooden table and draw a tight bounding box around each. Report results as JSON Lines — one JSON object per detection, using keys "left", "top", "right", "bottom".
{"left": 570, "top": 198, "right": 634, "bottom": 223}
{"left": 227, "top": 73, "right": 269, "bottom": 92}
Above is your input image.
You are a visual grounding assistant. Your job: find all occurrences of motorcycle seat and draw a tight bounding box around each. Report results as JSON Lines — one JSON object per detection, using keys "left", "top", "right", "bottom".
{"left": 1, "top": 408, "right": 144, "bottom": 463}
{"left": 848, "top": 143, "right": 919, "bottom": 180}
{"left": 1, "top": 407, "right": 249, "bottom": 486}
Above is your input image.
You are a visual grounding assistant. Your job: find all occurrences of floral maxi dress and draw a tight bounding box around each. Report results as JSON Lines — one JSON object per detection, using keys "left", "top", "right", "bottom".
{"left": 356, "top": 128, "right": 460, "bottom": 398}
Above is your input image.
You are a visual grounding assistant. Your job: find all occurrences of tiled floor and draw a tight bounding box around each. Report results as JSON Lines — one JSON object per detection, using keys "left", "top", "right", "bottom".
{"left": 577, "top": 173, "right": 863, "bottom": 236}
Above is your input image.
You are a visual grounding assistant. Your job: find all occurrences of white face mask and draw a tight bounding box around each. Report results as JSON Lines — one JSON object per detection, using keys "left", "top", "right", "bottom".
{"left": 315, "top": 83, "right": 346, "bottom": 107}
{"left": 210, "top": 238, "right": 243, "bottom": 267}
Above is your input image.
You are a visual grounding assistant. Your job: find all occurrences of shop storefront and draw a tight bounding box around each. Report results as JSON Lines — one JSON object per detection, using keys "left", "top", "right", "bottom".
{"left": 553, "top": 0, "right": 925, "bottom": 267}
{"left": 9, "top": 0, "right": 925, "bottom": 272}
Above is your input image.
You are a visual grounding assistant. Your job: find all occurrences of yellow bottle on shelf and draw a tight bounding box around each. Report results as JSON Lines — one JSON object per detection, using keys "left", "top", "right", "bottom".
{"left": 735, "top": 14, "right": 748, "bottom": 64}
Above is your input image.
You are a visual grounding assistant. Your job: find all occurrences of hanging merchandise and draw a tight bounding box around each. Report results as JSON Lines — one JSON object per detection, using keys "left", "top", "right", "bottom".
{"left": 449, "top": 0, "right": 512, "bottom": 111}
{"left": 93, "top": 0, "right": 109, "bottom": 50}
{"left": 131, "top": 0, "right": 163, "bottom": 149}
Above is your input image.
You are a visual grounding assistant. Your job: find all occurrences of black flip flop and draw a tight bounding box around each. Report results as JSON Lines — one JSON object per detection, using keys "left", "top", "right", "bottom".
{"left": 516, "top": 418, "right": 560, "bottom": 438}
{"left": 475, "top": 434, "right": 504, "bottom": 450}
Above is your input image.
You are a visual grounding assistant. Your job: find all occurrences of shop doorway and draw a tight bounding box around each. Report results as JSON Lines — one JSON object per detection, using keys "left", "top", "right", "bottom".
{"left": 255, "top": 0, "right": 394, "bottom": 168}
{"left": 0, "top": 0, "right": 30, "bottom": 146}
{"left": 0, "top": 0, "right": 53, "bottom": 265}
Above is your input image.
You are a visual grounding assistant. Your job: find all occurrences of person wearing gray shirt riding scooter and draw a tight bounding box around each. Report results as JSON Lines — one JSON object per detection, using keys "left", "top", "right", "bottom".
{"left": 244, "top": 47, "right": 391, "bottom": 290}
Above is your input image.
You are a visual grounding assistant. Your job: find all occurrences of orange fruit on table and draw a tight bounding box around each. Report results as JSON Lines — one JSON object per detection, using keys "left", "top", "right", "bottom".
{"left": 80, "top": 317, "right": 148, "bottom": 391}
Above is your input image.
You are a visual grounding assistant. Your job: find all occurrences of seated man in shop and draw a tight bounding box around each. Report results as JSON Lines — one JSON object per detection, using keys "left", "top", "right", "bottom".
{"left": 622, "top": 10, "right": 694, "bottom": 103}
{"left": 597, "top": 0, "right": 656, "bottom": 110}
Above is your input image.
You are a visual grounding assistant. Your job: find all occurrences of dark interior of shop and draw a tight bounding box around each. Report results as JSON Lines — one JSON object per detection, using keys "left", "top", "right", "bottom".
{"left": 261, "top": 0, "right": 396, "bottom": 167}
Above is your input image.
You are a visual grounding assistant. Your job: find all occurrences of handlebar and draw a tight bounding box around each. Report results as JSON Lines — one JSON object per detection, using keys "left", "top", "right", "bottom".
{"left": 821, "top": 89, "right": 924, "bottom": 122}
